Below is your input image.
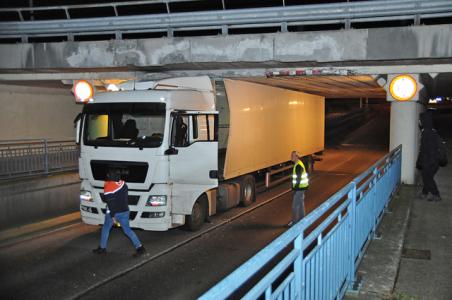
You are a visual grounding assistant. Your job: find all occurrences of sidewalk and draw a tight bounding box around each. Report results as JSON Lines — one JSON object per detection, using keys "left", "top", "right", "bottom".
{"left": 0, "top": 212, "right": 80, "bottom": 247}
{"left": 392, "top": 132, "right": 452, "bottom": 300}
{"left": 347, "top": 113, "right": 452, "bottom": 300}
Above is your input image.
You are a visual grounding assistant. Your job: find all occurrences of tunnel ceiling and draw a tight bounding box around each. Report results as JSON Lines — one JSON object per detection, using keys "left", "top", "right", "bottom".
{"left": 239, "top": 75, "right": 386, "bottom": 99}
{"left": 3, "top": 73, "right": 452, "bottom": 99}
{"left": 428, "top": 73, "right": 452, "bottom": 97}
{"left": 0, "top": 74, "right": 387, "bottom": 99}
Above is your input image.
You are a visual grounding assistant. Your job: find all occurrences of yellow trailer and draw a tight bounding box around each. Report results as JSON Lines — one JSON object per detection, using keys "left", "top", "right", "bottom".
{"left": 220, "top": 79, "right": 324, "bottom": 180}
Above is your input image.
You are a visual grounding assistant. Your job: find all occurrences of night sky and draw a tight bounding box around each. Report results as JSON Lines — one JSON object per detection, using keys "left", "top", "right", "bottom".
{"left": 0, "top": 0, "right": 366, "bottom": 8}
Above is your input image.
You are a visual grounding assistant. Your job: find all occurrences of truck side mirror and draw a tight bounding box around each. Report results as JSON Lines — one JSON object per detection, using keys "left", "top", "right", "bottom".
{"left": 164, "top": 147, "right": 179, "bottom": 155}
{"left": 74, "top": 113, "right": 82, "bottom": 145}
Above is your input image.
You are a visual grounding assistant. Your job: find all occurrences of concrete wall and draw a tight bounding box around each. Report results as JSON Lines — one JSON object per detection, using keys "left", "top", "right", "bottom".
{"left": 0, "top": 24, "right": 451, "bottom": 71}
{"left": 0, "top": 172, "right": 80, "bottom": 230}
{"left": 0, "top": 84, "right": 82, "bottom": 140}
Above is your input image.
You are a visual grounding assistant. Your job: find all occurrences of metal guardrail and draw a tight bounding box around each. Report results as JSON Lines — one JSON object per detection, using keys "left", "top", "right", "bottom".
{"left": 0, "top": 0, "right": 451, "bottom": 41}
{"left": 0, "top": 139, "right": 79, "bottom": 179}
{"left": 200, "top": 145, "right": 402, "bottom": 299}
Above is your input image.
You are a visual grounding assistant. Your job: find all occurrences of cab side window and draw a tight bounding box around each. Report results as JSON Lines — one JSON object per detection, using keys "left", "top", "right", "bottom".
{"left": 192, "top": 115, "right": 217, "bottom": 143}
{"left": 172, "top": 114, "right": 217, "bottom": 147}
{"left": 192, "top": 115, "right": 208, "bottom": 142}
{"left": 172, "top": 115, "right": 189, "bottom": 147}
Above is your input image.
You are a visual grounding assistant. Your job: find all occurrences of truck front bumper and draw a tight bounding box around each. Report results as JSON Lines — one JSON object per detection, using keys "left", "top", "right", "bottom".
{"left": 79, "top": 183, "right": 183, "bottom": 231}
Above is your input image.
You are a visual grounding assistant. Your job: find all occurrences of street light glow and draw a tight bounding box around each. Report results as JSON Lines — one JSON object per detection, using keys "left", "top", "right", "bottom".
{"left": 74, "top": 80, "right": 94, "bottom": 103}
{"left": 389, "top": 75, "right": 417, "bottom": 101}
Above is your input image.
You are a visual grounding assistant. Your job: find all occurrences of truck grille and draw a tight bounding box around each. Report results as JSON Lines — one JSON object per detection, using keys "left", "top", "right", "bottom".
{"left": 91, "top": 160, "right": 148, "bottom": 183}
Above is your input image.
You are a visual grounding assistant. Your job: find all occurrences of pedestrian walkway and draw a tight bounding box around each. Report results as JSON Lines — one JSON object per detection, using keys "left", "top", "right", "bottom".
{"left": 0, "top": 212, "right": 80, "bottom": 247}
{"left": 347, "top": 113, "right": 452, "bottom": 300}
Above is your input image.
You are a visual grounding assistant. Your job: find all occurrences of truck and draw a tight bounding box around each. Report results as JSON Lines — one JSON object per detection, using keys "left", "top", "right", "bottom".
{"left": 75, "top": 76, "right": 324, "bottom": 231}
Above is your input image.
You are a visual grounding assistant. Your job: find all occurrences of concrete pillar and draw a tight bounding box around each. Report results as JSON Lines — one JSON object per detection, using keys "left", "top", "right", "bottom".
{"left": 389, "top": 101, "right": 424, "bottom": 184}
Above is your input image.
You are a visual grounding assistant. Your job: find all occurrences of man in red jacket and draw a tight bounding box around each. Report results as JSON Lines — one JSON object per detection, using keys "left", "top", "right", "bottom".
{"left": 93, "top": 169, "right": 146, "bottom": 257}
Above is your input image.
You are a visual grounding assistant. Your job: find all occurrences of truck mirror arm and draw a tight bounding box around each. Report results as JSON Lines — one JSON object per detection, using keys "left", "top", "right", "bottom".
{"left": 73, "top": 113, "right": 82, "bottom": 124}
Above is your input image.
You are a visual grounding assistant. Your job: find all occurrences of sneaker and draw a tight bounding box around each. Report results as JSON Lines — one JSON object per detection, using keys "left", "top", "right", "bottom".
{"left": 133, "top": 246, "right": 147, "bottom": 257}
{"left": 432, "top": 195, "right": 442, "bottom": 202}
{"left": 420, "top": 193, "right": 429, "bottom": 200}
{"left": 92, "top": 247, "right": 107, "bottom": 254}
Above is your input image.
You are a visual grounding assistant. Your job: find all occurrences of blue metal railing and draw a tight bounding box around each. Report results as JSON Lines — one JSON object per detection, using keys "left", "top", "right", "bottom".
{"left": 200, "top": 145, "right": 402, "bottom": 300}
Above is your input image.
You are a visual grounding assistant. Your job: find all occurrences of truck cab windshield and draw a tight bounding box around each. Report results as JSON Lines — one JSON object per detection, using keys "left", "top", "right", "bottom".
{"left": 83, "top": 103, "right": 166, "bottom": 148}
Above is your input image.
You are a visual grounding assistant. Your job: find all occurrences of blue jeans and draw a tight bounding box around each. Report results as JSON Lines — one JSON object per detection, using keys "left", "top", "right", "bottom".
{"left": 292, "top": 190, "right": 305, "bottom": 223}
{"left": 100, "top": 211, "right": 142, "bottom": 249}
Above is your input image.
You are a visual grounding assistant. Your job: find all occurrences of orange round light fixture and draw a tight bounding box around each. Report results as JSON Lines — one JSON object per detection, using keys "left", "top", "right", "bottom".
{"left": 389, "top": 75, "right": 417, "bottom": 101}
{"left": 73, "top": 80, "right": 94, "bottom": 103}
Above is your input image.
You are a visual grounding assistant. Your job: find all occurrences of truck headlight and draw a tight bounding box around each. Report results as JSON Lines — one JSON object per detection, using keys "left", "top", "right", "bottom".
{"left": 146, "top": 195, "right": 167, "bottom": 206}
{"left": 80, "top": 190, "right": 93, "bottom": 202}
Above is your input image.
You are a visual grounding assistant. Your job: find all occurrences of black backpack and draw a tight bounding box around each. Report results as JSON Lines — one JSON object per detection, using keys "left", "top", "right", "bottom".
{"left": 437, "top": 134, "right": 448, "bottom": 167}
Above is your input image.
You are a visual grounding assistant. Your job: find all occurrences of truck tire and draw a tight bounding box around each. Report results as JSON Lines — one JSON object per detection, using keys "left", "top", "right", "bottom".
{"left": 240, "top": 175, "right": 255, "bottom": 207}
{"left": 185, "top": 194, "right": 207, "bottom": 231}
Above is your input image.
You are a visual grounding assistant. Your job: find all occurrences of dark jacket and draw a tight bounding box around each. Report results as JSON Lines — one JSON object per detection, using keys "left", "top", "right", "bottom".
{"left": 103, "top": 180, "right": 129, "bottom": 217}
{"left": 417, "top": 112, "right": 439, "bottom": 168}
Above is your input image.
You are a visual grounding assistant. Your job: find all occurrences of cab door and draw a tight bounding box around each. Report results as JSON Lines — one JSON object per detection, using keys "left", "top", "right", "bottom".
{"left": 167, "top": 112, "right": 219, "bottom": 214}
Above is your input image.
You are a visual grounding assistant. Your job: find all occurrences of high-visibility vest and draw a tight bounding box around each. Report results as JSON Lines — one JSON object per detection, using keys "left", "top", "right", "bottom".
{"left": 292, "top": 160, "right": 309, "bottom": 189}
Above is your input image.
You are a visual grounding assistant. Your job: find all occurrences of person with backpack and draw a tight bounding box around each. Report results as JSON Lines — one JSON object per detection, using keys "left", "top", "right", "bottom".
{"left": 416, "top": 111, "right": 444, "bottom": 202}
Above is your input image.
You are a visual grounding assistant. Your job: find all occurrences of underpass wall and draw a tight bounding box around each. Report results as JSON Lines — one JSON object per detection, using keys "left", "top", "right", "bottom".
{"left": 0, "top": 84, "right": 81, "bottom": 140}
{"left": 0, "top": 172, "right": 80, "bottom": 230}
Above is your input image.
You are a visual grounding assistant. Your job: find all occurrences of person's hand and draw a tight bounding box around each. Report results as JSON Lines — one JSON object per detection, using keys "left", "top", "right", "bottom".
{"left": 416, "top": 161, "right": 422, "bottom": 170}
{"left": 416, "top": 157, "right": 422, "bottom": 170}
{"left": 112, "top": 217, "right": 117, "bottom": 224}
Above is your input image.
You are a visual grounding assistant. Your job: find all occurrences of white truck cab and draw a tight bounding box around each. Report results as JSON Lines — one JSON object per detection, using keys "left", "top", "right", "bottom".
{"left": 78, "top": 77, "right": 219, "bottom": 231}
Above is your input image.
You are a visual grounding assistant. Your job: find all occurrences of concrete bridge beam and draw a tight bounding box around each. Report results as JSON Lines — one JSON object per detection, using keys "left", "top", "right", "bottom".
{"left": 0, "top": 25, "right": 451, "bottom": 72}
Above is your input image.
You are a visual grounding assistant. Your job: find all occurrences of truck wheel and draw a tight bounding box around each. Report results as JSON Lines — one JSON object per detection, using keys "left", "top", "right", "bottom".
{"left": 185, "top": 194, "right": 207, "bottom": 231}
{"left": 240, "top": 175, "right": 255, "bottom": 207}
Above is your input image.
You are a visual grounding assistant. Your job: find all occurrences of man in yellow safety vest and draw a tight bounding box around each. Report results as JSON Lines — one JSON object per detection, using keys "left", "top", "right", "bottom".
{"left": 288, "top": 151, "right": 309, "bottom": 227}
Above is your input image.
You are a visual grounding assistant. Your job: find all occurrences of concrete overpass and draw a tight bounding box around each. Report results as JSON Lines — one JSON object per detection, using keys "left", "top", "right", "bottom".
{"left": 0, "top": 24, "right": 451, "bottom": 78}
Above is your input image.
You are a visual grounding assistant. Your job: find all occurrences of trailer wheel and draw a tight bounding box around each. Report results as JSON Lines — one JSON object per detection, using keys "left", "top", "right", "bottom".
{"left": 240, "top": 175, "right": 255, "bottom": 207}
{"left": 185, "top": 194, "right": 207, "bottom": 231}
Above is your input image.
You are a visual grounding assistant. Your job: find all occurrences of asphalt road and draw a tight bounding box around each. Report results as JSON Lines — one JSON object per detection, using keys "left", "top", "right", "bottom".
{"left": 0, "top": 110, "right": 389, "bottom": 300}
